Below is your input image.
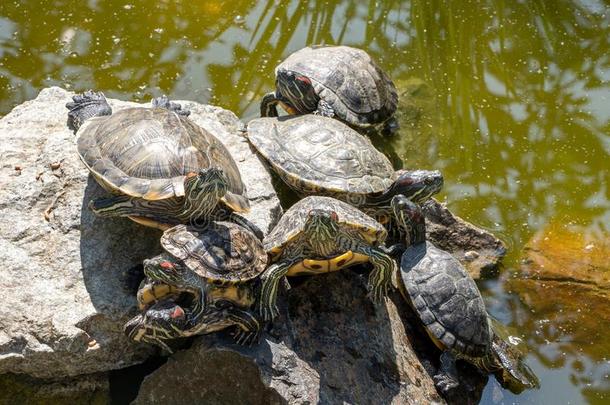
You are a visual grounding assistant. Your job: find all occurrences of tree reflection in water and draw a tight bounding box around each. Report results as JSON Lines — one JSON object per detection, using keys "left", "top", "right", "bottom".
{"left": 1, "top": 0, "right": 609, "bottom": 402}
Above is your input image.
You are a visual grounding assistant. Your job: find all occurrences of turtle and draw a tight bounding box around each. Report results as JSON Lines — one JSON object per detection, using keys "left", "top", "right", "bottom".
{"left": 246, "top": 115, "right": 443, "bottom": 225}
{"left": 260, "top": 45, "right": 398, "bottom": 128}
{"left": 124, "top": 221, "right": 267, "bottom": 351}
{"left": 258, "top": 196, "right": 397, "bottom": 322}
{"left": 390, "top": 195, "right": 540, "bottom": 394}
{"left": 66, "top": 91, "right": 253, "bottom": 231}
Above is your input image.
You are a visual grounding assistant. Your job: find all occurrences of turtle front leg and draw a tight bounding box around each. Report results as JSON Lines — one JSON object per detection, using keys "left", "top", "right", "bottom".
{"left": 314, "top": 99, "right": 335, "bottom": 118}
{"left": 260, "top": 92, "right": 280, "bottom": 117}
{"left": 258, "top": 258, "right": 300, "bottom": 322}
{"left": 66, "top": 91, "right": 112, "bottom": 133}
{"left": 353, "top": 244, "right": 396, "bottom": 302}
{"left": 225, "top": 305, "right": 262, "bottom": 346}
{"left": 434, "top": 351, "right": 460, "bottom": 394}
{"left": 152, "top": 95, "right": 190, "bottom": 116}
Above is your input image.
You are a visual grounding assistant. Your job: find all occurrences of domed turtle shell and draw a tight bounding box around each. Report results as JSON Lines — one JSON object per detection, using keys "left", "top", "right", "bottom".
{"left": 277, "top": 45, "right": 398, "bottom": 125}
{"left": 161, "top": 222, "right": 267, "bottom": 283}
{"left": 76, "top": 106, "right": 246, "bottom": 201}
{"left": 247, "top": 115, "right": 395, "bottom": 202}
{"left": 264, "top": 196, "right": 387, "bottom": 256}
{"left": 400, "top": 241, "right": 491, "bottom": 357}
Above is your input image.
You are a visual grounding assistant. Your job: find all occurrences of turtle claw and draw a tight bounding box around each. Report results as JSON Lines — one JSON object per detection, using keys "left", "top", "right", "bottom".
{"left": 152, "top": 95, "right": 190, "bottom": 116}
{"left": 232, "top": 329, "right": 259, "bottom": 346}
{"left": 433, "top": 373, "right": 459, "bottom": 394}
{"left": 258, "top": 303, "right": 279, "bottom": 323}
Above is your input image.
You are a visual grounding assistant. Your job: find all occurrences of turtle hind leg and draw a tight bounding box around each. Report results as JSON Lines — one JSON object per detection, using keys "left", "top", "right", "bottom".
{"left": 260, "top": 92, "right": 280, "bottom": 117}
{"left": 152, "top": 95, "right": 190, "bottom": 116}
{"left": 433, "top": 351, "right": 460, "bottom": 394}
{"left": 89, "top": 195, "right": 178, "bottom": 224}
{"left": 66, "top": 90, "right": 112, "bottom": 133}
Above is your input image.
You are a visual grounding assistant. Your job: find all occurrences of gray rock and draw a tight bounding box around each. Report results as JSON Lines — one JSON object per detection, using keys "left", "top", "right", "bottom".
{"left": 0, "top": 87, "right": 280, "bottom": 379}
{"left": 423, "top": 199, "right": 506, "bottom": 278}
{"left": 135, "top": 272, "right": 486, "bottom": 404}
{"left": 0, "top": 372, "right": 109, "bottom": 404}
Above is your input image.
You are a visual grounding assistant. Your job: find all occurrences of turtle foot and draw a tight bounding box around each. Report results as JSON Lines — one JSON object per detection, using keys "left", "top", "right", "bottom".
{"left": 66, "top": 90, "right": 111, "bottom": 133}
{"left": 258, "top": 303, "right": 279, "bottom": 323}
{"left": 232, "top": 328, "right": 259, "bottom": 346}
{"left": 152, "top": 95, "right": 190, "bottom": 116}
{"left": 433, "top": 372, "right": 459, "bottom": 394}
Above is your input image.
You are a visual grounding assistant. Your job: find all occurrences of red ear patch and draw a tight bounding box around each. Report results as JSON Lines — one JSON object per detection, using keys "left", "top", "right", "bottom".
{"left": 296, "top": 75, "right": 312, "bottom": 85}
{"left": 185, "top": 172, "right": 197, "bottom": 179}
{"left": 171, "top": 306, "right": 185, "bottom": 319}
{"left": 330, "top": 211, "right": 339, "bottom": 221}
{"left": 160, "top": 261, "right": 174, "bottom": 269}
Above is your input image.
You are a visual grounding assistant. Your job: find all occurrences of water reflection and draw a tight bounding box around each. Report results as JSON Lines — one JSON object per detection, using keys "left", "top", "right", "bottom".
{"left": 1, "top": 0, "right": 609, "bottom": 403}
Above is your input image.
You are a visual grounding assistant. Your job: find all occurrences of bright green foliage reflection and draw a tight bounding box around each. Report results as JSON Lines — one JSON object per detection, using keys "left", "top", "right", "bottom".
{"left": 1, "top": 0, "right": 609, "bottom": 403}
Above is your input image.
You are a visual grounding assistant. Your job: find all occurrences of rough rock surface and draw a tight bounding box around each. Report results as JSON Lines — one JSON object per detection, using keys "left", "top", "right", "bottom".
{"left": 0, "top": 372, "right": 109, "bottom": 405}
{"left": 423, "top": 199, "right": 506, "bottom": 278}
{"left": 0, "top": 87, "right": 281, "bottom": 379}
{"left": 135, "top": 272, "right": 487, "bottom": 404}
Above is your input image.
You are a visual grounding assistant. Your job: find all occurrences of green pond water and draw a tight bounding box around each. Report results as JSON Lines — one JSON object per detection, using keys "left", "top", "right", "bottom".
{"left": 1, "top": 0, "right": 609, "bottom": 403}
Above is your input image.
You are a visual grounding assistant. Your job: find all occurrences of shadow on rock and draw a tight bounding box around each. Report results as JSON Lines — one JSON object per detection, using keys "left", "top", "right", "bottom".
{"left": 133, "top": 269, "right": 487, "bottom": 404}
{"left": 79, "top": 176, "right": 162, "bottom": 325}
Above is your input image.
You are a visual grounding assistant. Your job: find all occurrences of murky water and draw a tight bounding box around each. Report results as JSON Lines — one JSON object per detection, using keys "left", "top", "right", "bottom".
{"left": 1, "top": 0, "right": 609, "bottom": 403}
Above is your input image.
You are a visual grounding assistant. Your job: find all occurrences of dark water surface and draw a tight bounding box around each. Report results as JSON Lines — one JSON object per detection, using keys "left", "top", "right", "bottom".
{"left": 1, "top": 1, "right": 609, "bottom": 403}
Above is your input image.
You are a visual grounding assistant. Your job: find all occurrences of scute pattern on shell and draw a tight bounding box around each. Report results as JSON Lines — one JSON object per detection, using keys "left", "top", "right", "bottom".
{"left": 400, "top": 241, "right": 490, "bottom": 357}
{"left": 278, "top": 45, "right": 398, "bottom": 125}
{"left": 161, "top": 222, "right": 267, "bottom": 282}
{"left": 77, "top": 107, "right": 245, "bottom": 200}
{"left": 264, "top": 196, "right": 387, "bottom": 252}
{"left": 247, "top": 115, "right": 395, "bottom": 197}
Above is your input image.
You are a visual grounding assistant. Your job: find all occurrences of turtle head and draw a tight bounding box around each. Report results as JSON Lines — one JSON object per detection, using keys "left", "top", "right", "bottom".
{"left": 275, "top": 69, "right": 319, "bottom": 114}
{"left": 183, "top": 168, "right": 229, "bottom": 220}
{"left": 391, "top": 195, "right": 426, "bottom": 245}
{"left": 391, "top": 170, "right": 443, "bottom": 204}
{"left": 143, "top": 254, "right": 190, "bottom": 287}
{"left": 184, "top": 167, "right": 228, "bottom": 200}
{"left": 124, "top": 299, "right": 187, "bottom": 352}
{"left": 303, "top": 209, "right": 340, "bottom": 240}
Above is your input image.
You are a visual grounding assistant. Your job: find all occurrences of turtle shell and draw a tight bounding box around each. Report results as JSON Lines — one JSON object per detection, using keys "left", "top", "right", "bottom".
{"left": 76, "top": 107, "right": 245, "bottom": 200}
{"left": 161, "top": 222, "right": 267, "bottom": 283}
{"left": 247, "top": 115, "right": 395, "bottom": 202}
{"left": 399, "top": 241, "right": 490, "bottom": 357}
{"left": 264, "top": 196, "right": 387, "bottom": 255}
{"left": 277, "top": 45, "right": 398, "bottom": 125}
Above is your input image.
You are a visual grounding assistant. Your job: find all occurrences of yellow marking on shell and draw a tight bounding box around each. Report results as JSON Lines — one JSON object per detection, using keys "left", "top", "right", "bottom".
{"left": 425, "top": 328, "right": 448, "bottom": 351}
{"left": 286, "top": 251, "right": 370, "bottom": 276}
{"left": 209, "top": 284, "right": 255, "bottom": 307}
{"left": 128, "top": 216, "right": 171, "bottom": 231}
{"left": 137, "top": 283, "right": 178, "bottom": 310}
